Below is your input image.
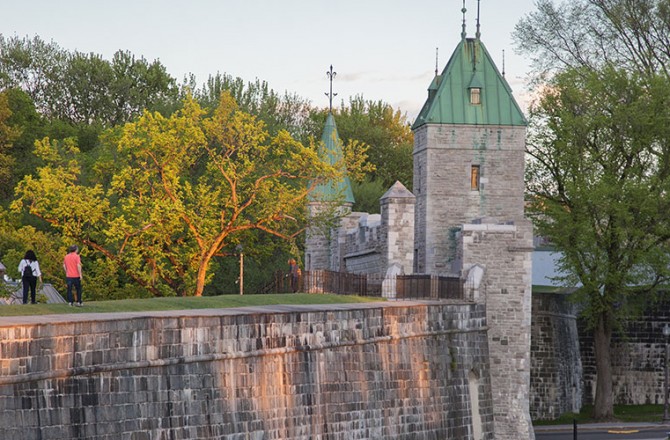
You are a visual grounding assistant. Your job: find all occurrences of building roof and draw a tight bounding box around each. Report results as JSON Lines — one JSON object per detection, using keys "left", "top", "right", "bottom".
{"left": 412, "top": 37, "right": 527, "bottom": 129}
{"left": 310, "top": 112, "right": 355, "bottom": 204}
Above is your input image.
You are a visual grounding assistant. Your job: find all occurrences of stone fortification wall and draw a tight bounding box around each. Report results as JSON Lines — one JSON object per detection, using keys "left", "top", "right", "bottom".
{"left": 0, "top": 303, "right": 494, "bottom": 440}
{"left": 579, "top": 304, "right": 670, "bottom": 406}
{"left": 342, "top": 213, "right": 383, "bottom": 275}
{"left": 460, "top": 221, "right": 535, "bottom": 440}
{"left": 530, "top": 292, "right": 582, "bottom": 420}
{"left": 339, "top": 182, "right": 416, "bottom": 277}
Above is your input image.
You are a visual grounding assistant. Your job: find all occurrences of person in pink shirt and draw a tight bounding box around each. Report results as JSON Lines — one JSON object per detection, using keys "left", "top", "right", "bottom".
{"left": 63, "top": 245, "right": 83, "bottom": 306}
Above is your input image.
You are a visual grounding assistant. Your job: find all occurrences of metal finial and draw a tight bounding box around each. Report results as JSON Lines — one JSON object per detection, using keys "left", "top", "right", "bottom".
{"left": 476, "top": 0, "right": 481, "bottom": 39}
{"left": 461, "top": 0, "right": 467, "bottom": 40}
{"left": 435, "top": 47, "right": 439, "bottom": 76}
{"left": 502, "top": 49, "right": 506, "bottom": 77}
{"left": 325, "top": 65, "right": 337, "bottom": 113}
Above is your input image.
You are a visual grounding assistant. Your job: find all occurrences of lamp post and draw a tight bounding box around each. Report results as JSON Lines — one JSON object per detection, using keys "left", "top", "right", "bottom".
{"left": 664, "top": 323, "right": 670, "bottom": 422}
{"left": 236, "top": 245, "right": 244, "bottom": 296}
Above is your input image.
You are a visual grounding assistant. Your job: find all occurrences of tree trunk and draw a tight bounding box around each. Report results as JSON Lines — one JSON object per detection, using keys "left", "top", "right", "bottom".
{"left": 593, "top": 311, "right": 614, "bottom": 420}
{"left": 194, "top": 264, "right": 207, "bottom": 297}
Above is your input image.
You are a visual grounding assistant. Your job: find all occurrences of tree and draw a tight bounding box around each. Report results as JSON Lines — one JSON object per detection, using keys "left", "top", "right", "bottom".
{"left": 0, "top": 35, "right": 66, "bottom": 117}
{"left": 0, "top": 35, "right": 179, "bottom": 127}
{"left": 0, "top": 90, "right": 21, "bottom": 197}
{"left": 191, "top": 73, "right": 312, "bottom": 139}
{"left": 13, "top": 93, "right": 342, "bottom": 297}
{"left": 526, "top": 65, "right": 670, "bottom": 419}
{"left": 514, "top": 0, "right": 670, "bottom": 81}
{"left": 516, "top": 0, "right": 670, "bottom": 419}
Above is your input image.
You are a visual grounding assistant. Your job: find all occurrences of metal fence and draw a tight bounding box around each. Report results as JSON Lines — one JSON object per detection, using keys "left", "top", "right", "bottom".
{"left": 261, "top": 270, "right": 467, "bottom": 301}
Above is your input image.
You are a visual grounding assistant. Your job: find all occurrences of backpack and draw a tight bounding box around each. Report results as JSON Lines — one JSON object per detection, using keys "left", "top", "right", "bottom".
{"left": 22, "top": 261, "right": 34, "bottom": 278}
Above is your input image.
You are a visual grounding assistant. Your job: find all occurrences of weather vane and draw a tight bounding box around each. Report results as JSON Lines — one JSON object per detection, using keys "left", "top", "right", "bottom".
{"left": 325, "top": 65, "right": 337, "bottom": 112}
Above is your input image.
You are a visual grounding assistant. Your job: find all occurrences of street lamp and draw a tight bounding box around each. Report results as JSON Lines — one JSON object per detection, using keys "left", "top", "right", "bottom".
{"left": 236, "top": 244, "right": 244, "bottom": 296}
{"left": 663, "top": 323, "right": 670, "bottom": 422}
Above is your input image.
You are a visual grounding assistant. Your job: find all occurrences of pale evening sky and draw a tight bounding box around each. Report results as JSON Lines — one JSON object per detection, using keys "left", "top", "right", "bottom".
{"left": 1, "top": 0, "right": 539, "bottom": 120}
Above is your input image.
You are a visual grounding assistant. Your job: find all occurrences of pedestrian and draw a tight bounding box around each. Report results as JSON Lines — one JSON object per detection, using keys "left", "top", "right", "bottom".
{"left": 63, "top": 245, "right": 83, "bottom": 306}
{"left": 288, "top": 258, "right": 300, "bottom": 293}
{"left": 18, "top": 250, "right": 42, "bottom": 304}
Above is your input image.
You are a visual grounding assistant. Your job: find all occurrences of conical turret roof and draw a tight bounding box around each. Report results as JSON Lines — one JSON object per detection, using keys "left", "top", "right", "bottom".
{"left": 310, "top": 112, "right": 355, "bottom": 204}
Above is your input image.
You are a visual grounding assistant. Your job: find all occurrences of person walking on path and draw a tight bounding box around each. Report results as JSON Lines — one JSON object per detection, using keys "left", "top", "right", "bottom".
{"left": 288, "top": 258, "right": 301, "bottom": 293}
{"left": 63, "top": 245, "right": 83, "bottom": 306}
{"left": 18, "top": 250, "right": 42, "bottom": 304}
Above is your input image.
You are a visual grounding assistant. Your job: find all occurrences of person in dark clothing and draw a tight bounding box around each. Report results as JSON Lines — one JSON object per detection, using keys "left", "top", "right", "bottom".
{"left": 18, "top": 250, "right": 42, "bottom": 304}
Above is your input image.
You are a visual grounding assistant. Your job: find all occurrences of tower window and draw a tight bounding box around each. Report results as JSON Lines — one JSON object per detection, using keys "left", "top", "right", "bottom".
{"left": 471, "top": 165, "right": 480, "bottom": 191}
{"left": 470, "top": 87, "right": 481, "bottom": 105}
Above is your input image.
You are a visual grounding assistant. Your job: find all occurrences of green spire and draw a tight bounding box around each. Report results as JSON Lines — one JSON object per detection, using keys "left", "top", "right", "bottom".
{"left": 412, "top": 38, "right": 527, "bottom": 129}
{"left": 310, "top": 112, "right": 355, "bottom": 205}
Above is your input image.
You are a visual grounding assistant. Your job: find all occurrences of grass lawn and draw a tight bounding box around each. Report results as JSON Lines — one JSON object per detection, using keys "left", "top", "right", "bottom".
{"left": 533, "top": 404, "right": 666, "bottom": 425}
{"left": 0, "top": 293, "right": 385, "bottom": 317}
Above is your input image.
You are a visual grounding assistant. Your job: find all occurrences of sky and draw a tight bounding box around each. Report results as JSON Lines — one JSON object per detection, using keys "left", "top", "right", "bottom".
{"left": 1, "top": 0, "right": 539, "bottom": 120}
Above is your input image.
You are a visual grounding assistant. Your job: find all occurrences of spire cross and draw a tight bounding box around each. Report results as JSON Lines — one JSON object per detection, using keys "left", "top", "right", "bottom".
{"left": 325, "top": 65, "right": 337, "bottom": 113}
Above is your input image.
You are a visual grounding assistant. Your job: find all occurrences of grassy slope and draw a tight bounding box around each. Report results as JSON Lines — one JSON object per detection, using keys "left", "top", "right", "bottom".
{"left": 0, "top": 294, "right": 384, "bottom": 316}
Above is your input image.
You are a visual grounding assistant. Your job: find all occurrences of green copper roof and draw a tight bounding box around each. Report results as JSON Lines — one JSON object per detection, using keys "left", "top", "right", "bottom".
{"left": 413, "top": 38, "right": 527, "bottom": 129}
{"left": 310, "top": 112, "right": 355, "bottom": 204}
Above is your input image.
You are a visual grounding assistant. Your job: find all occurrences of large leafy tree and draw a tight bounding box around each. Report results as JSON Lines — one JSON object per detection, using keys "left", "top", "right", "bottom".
{"left": 13, "top": 93, "right": 340, "bottom": 297}
{"left": 0, "top": 35, "right": 178, "bottom": 126}
{"left": 514, "top": 0, "right": 670, "bottom": 79}
{"left": 516, "top": 0, "right": 670, "bottom": 419}
{"left": 526, "top": 65, "right": 670, "bottom": 419}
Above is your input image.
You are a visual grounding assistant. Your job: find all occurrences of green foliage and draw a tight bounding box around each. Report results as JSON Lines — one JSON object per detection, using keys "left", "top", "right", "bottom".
{"left": 189, "top": 73, "right": 311, "bottom": 139}
{"left": 351, "top": 178, "right": 387, "bottom": 214}
{"left": 526, "top": 65, "right": 670, "bottom": 418}
{"left": 0, "top": 35, "right": 179, "bottom": 126}
{"left": 0, "top": 90, "right": 21, "bottom": 199}
{"left": 305, "top": 96, "right": 413, "bottom": 190}
{"left": 527, "top": 66, "right": 670, "bottom": 319}
{"left": 12, "top": 93, "right": 341, "bottom": 297}
{"left": 0, "top": 207, "right": 64, "bottom": 289}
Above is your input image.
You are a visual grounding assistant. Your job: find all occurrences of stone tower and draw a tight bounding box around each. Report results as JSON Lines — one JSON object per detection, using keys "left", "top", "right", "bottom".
{"left": 412, "top": 12, "right": 535, "bottom": 440}
{"left": 305, "top": 111, "right": 355, "bottom": 271}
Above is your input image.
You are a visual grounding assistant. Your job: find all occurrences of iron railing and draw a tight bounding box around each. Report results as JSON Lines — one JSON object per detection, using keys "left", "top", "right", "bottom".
{"left": 261, "top": 270, "right": 467, "bottom": 301}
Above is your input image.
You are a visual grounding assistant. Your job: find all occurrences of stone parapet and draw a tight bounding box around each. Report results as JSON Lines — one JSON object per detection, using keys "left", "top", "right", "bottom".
{"left": 0, "top": 303, "right": 493, "bottom": 440}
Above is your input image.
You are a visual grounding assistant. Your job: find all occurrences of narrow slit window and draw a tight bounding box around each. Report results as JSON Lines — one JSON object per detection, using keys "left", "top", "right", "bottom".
{"left": 470, "top": 87, "right": 481, "bottom": 105}
{"left": 471, "top": 165, "right": 480, "bottom": 191}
